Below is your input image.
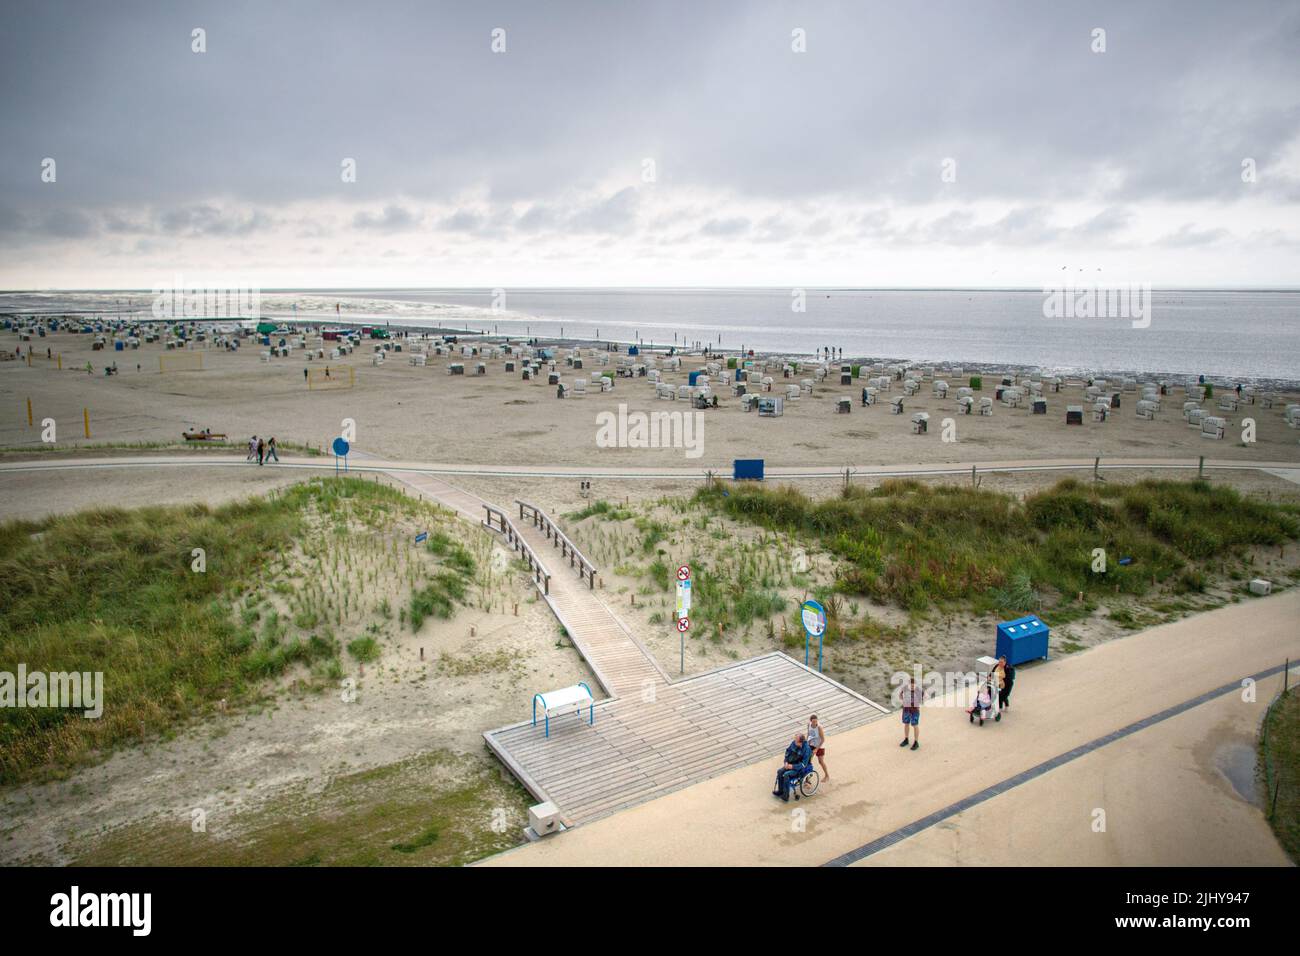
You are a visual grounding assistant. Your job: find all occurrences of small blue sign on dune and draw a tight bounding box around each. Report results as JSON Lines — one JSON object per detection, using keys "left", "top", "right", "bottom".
{"left": 733, "top": 458, "right": 764, "bottom": 481}
{"left": 415, "top": 531, "right": 428, "bottom": 545}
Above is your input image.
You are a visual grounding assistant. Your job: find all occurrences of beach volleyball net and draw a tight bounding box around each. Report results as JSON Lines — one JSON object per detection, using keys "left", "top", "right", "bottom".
{"left": 307, "top": 366, "right": 355, "bottom": 390}
{"left": 159, "top": 351, "right": 204, "bottom": 373}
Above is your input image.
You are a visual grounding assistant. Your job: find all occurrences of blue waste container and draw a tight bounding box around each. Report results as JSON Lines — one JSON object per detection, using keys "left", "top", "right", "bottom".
{"left": 995, "top": 616, "right": 1049, "bottom": 665}
{"left": 733, "top": 459, "right": 764, "bottom": 481}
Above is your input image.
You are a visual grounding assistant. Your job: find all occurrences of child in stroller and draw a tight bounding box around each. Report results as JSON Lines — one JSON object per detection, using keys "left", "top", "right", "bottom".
{"left": 967, "top": 678, "right": 1000, "bottom": 725}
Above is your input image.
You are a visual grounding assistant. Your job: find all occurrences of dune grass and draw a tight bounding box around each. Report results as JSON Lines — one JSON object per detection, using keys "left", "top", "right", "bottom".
{"left": 1262, "top": 686, "right": 1300, "bottom": 863}
{"left": 0, "top": 476, "right": 434, "bottom": 785}
{"left": 695, "top": 478, "right": 1299, "bottom": 616}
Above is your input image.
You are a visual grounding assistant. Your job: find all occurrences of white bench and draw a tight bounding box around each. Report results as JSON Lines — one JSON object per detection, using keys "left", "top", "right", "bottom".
{"left": 532, "top": 683, "right": 595, "bottom": 737}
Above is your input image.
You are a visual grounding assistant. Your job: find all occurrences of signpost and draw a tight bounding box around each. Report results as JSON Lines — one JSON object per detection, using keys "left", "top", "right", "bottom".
{"left": 415, "top": 531, "right": 428, "bottom": 545}
{"left": 676, "top": 565, "right": 692, "bottom": 674}
{"left": 801, "top": 598, "right": 827, "bottom": 672}
{"left": 332, "top": 436, "right": 350, "bottom": 475}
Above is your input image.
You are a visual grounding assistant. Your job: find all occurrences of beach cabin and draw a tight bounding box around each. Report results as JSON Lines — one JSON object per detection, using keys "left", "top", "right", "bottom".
{"left": 741, "top": 393, "right": 758, "bottom": 412}
{"left": 1136, "top": 399, "right": 1157, "bottom": 420}
{"left": 978, "top": 397, "right": 994, "bottom": 416}
{"left": 657, "top": 383, "right": 676, "bottom": 400}
{"left": 996, "top": 616, "right": 1049, "bottom": 665}
{"left": 861, "top": 387, "right": 877, "bottom": 406}
{"left": 956, "top": 396, "right": 974, "bottom": 415}
{"left": 1201, "top": 416, "right": 1226, "bottom": 439}
{"left": 956, "top": 386, "right": 973, "bottom": 400}
{"left": 785, "top": 384, "right": 801, "bottom": 401}
{"left": 1092, "top": 401, "right": 1109, "bottom": 422}
{"left": 911, "top": 412, "right": 929, "bottom": 434}
{"left": 1216, "top": 395, "right": 1238, "bottom": 412}
{"left": 836, "top": 398, "right": 851, "bottom": 414}
{"left": 760, "top": 376, "right": 774, "bottom": 392}
{"left": 1065, "top": 405, "right": 1083, "bottom": 425}
{"left": 572, "top": 378, "right": 587, "bottom": 397}
{"left": 449, "top": 363, "right": 465, "bottom": 375}
{"left": 889, "top": 396, "right": 905, "bottom": 415}
{"left": 1032, "top": 398, "right": 1047, "bottom": 415}
{"left": 758, "top": 396, "right": 784, "bottom": 417}
{"left": 840, "top": 365, "right": 853, "bottom": 386}
{"left": 1001, "top": 387, "right": 1023, "bottom": 408}
{"left": 1181, "top": 401, "right": 1199, "bottom": 420}
{"left": 548, "top": 371, "right": 560, "bottom": 385}
{"left": 1187, "top": 408, "right": 1205, "bottom": 427}
{"left": 933, "top": 380, "right": 949, "bottom": 398}
{"left": 903, "top": 378, "right": 920, "bottom": 397}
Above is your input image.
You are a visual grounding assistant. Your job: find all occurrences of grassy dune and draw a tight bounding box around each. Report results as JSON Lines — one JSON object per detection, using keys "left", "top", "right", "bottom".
{"left": 0, "top": 476, "right": 463, "bottom": 785}
{"left": 696, "top": 478, "right": 1300, "bottom": 619}
{"left": 1262, "top": 687, "right": 1300, "bottom": 863}
{"left": 69, "top": 750, "right": 531, "bottom": 867}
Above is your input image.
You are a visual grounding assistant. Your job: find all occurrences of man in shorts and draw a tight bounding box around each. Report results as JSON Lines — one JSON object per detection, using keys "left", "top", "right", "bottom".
{"left": 807, "top": 714, "right": 829, "bottom": 782}
{"left": 900, "top": 675, "right": 921, "bottom": 751}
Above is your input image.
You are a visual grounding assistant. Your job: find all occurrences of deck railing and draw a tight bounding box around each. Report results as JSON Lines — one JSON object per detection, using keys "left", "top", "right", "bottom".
{"left": 516, "top": 500, "right": 598, "bottom": 589}
{"left": 483, "top": 504, "right": 551, "bottom": 595}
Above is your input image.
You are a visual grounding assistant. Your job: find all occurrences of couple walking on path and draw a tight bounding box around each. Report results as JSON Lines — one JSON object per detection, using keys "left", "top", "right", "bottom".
{"left": 246, "top": 435, "right": 280, "bottom": 466}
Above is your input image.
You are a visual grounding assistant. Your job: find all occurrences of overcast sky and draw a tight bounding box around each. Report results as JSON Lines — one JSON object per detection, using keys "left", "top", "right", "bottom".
{"left": 2, "top": 0, "right": 1298, "bottom": 288}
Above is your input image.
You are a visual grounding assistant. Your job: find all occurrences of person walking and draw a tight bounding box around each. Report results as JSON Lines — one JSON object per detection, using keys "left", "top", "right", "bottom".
{"left": 256, "top": 437, "right": 266, "bottom": 466}
{"left": 997, "top": 656, "right": 1015, "bottom": 710}
{"left": 807, "top": 714, "right": 829, "bottom": 783}
{"left": 900, "top": 674, "right": 922, "bottom": 750}
{"left": 247, "top": 435, "right": 258, "bottom": 462}
{"left": 266, "top": 437, "right": 280, "bottom": 463}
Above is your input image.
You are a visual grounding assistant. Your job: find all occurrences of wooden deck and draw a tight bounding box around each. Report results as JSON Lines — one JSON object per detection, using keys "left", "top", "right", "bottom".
{"left": 385, "top": 467, "right": 889, "bottom": 826}
{"left": 484, "top": 653, "right": 889, "bottom": 826}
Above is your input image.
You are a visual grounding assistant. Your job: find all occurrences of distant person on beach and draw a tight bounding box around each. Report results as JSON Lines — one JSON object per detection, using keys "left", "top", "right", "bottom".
{"left": 807, "top": 714, "right": 829, "bottom": 782}
{"left": 247, "top": 436, "right": 258, "bottom": 461}
{"left": 900, "top": 675, "right": 922, "bottom": 750}
{"left": 303, "top": 368, "right": 308, "bottom": 381}
{"left": 267, "top": 437, "right": 279, "bottom": 463}
{"left": 772, "top": 732, "right": 812, "bottom": 802}
{"left": 256, "top": 437, "right": 265, "bottom": 466}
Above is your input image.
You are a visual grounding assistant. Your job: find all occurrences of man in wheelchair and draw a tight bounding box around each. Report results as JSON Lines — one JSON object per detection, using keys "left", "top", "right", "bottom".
{"left": 772, "top": 731, "right": 813, "bottom": 802}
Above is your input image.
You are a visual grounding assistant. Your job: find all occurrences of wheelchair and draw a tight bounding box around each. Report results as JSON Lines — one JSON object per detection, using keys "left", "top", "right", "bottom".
{"left": 778, "top": 761, "right": 820, "bottom": 799}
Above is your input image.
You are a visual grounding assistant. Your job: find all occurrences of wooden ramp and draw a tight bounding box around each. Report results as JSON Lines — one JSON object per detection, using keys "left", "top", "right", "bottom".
{"left": 382, "top": 464, "right": 889, "bottom": 826}
{"left": 484, "top": 653, "right": 890, "bottom": 826}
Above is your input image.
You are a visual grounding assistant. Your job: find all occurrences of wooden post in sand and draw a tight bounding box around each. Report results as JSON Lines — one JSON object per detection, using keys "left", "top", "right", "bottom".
{"left": 83, "top": 407, "right": 90, "bottom": 439}
{"left": 26, "top": 397, "right": 32, "bottom": 427}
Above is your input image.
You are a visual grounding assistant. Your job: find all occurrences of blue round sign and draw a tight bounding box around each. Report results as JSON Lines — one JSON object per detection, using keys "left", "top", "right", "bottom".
{"left": 332, "top": 437, "right": 350, "bottom": 457}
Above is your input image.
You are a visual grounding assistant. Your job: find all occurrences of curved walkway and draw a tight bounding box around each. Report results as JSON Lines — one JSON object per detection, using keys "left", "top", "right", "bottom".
{"left": 479, "top": 590, "right": 1300, "bottom": 866}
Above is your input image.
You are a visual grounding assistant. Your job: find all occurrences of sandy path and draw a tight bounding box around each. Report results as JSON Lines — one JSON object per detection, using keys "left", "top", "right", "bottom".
{"left": 856, "top": 668, "right": 1294, "bottom": 866}
{"left": 479, "top": 590, "right": 1300, "bottom": 866}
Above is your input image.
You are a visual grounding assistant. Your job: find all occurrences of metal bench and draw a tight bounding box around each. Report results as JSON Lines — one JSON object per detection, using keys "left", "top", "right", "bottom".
{"left": 533, "top": 683, "right": 595, "bottom": 738}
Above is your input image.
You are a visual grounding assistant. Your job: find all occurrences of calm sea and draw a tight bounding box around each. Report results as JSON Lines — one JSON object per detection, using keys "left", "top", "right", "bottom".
{"left": 5, "top": 288, "right": 1299, "bottom": 383}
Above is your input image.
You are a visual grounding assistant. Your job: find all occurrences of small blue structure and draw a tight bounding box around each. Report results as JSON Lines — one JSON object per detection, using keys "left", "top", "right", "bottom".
{"left": 628, "top": 345, "right": 639, "bottom": 356}
{"left": 688, "top": 370, "right": 703, "bottom": 386}
{"left": 996, "top": 615, "right": 1049, "bottom": 665}
{"left": 114, "top": 340, "right": 124, "bottom": 351}
{"left": 733, "top": 458, "right": 764, "bottom": 481}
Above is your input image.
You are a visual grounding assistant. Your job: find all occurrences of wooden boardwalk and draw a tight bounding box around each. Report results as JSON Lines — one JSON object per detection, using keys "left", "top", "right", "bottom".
{"left": 484, "top": 653, "right": 890, "bottom": 825}
{"left": 384, "top": 465, "right": 889, "bottom": 825}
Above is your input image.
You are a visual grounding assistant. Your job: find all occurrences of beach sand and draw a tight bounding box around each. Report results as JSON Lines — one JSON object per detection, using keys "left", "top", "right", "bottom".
{"left": 3, "top": 329, "right": 1298, "bottom": 473}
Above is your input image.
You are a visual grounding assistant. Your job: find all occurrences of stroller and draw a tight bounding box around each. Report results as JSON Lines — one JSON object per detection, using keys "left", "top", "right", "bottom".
{"left": 967, "top": 676, "right": 1002, "bottom": 726}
